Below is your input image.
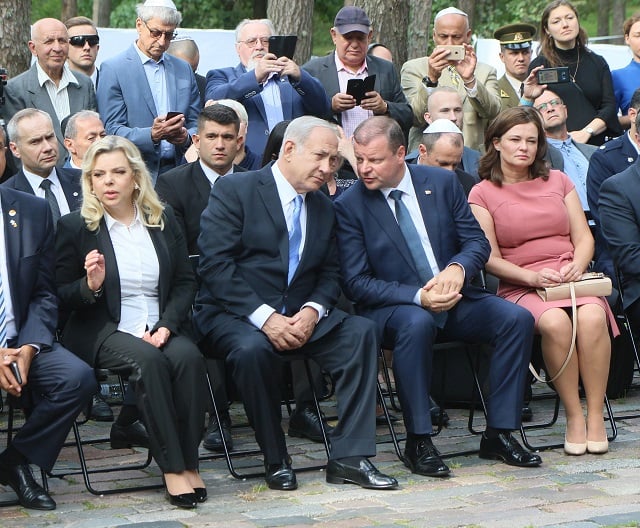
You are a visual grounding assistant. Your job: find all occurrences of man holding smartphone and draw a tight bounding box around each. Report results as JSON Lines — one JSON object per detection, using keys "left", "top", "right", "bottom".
{"left": 401, "top": 6, "right": 501, "bottom": 152}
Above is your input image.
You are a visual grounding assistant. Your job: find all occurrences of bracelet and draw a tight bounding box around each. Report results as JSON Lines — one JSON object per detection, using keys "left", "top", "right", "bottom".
{"left": 91, "top": 286, "right": 103, "bottom": 299}
{"left": 463, "top": 76, "right": 476, "bottom": 86}
{"left": 519, "top": 97, "right": 534, "bottom": 107}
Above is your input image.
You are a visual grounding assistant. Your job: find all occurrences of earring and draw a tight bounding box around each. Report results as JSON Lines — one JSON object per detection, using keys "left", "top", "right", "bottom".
{"left": 134, "top": 183, "right": 140, "bottom": 190}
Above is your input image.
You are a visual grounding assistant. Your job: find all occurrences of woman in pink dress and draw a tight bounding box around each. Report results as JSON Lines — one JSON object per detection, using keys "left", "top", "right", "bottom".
{"left": 468, "top": 106, "right": 617, "bottom": 456}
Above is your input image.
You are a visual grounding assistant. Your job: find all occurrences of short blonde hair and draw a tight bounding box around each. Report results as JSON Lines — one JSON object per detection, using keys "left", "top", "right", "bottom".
{"left": 80, "top": 136, "right": 165, "bottom": 232}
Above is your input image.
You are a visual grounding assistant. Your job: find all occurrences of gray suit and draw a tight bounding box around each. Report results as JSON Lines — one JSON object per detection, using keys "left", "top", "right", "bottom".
{"left": 0, "top": 64, "right": 96, "bottom": 166}
{"left": 545, "top": 140, "right": 597, "bottom": 171}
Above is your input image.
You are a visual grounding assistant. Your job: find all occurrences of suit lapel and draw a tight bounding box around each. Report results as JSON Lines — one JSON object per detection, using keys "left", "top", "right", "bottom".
{"left": 1, "top": 192, "right": 22, "bottom": 315}
{"left": 96, "top": 221, "right": 121, "bottom": 321}
{"left": 323, "top": 53, "right": 341, "bottom": 100}
{"left": 191, "top": 162, "right": 212, "bottom": 209}
{"left": 409, "top": 166, "right": 444, "bottom": 269}
{"left": 148, "top": 222, "right": 169, "bottom": 311}
{"left": 256, "top": 168, "right": 288, "bottom": 273}
{"left": 165, "top": 55, "right": 178, "bottom": 112}
{"left": 14, "top": 172, "right": 35, "bottom": 195}
{"left": 279, "top": 79, "right": 293, "bottom": 119}
{"left": 127, "top": 45, "right": 157, "bottom": 116}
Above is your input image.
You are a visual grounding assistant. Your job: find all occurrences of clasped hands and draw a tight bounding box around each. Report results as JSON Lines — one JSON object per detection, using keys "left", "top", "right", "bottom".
{"left": 535, "top": 262, "right": 583, "bottom": 289}
{"left": 419, "top": 264, "right": 464, "bottom": 313}
{"left": 262, "top": 306, "right": 318, "bottom": 351}
{"left": 0, "top": 345, "right": 36, "bottom": 396}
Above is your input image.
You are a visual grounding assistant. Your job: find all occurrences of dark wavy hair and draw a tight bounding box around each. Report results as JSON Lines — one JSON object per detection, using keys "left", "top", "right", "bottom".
{"left": 539, "top": 0, "right": 589, "bottom": 67}
{"left": 478, "top": 107, "right": 550, "bottom": 185}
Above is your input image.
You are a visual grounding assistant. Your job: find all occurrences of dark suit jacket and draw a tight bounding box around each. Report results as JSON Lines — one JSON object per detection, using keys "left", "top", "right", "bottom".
{"left": 598, "top": 161, "right": 640, "bottom": 309}
{"left": 302, "top": 52, "right": 413, "bottom": 135}
{"left": 193, "top": 165, "right": 344, "bottom": 341}
{"left": 196, "top": 72, "right": 207, "bottom": 109}
{"left": 0, "top": 187, "right": 57, "bottom": 348}
{"left": 96, "top": 44, "right": 201, "bottom": 181}
{"left": 334, "top": 164, "right": 490, "bottom": 322}
{"left": 2, "top": 168, "right": 82, "bottom": 212}
{"left": 155, "top": 161, "right": 246, "bottom": 255}
{"left": 54, "top": 207, "right": 197, "bottom": 365}
{"left": 205, "top": 63, "right": 331, "bottom": 155}
{"left": 0, "top": 64, "right": 96, "bottom": 166}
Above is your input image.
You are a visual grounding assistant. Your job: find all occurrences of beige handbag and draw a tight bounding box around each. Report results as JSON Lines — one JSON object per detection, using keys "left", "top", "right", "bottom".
{"left": 531, "top": 273, "right": 612, "bottom": 383}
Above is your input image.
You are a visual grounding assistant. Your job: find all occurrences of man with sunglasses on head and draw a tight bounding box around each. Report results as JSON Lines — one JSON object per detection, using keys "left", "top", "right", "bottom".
{"left": 96, "top": 0, "right": 200, "bottom": 183}
{"left": 64, "top": 16, "right": 100, "bottom": 89}
{"left": 205, "top": 19, "right": 330, "bottom": 158}
{"left": 0, "top": 18, "right": 96, "bottom": 168}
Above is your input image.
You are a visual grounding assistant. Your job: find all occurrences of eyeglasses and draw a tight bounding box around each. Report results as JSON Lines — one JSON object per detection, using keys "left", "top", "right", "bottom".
{"left": 69, "top": 35, "right": 100, "bottom": 47}
{"left": 238, "top": 37, "right": 270, "bottom": 47}
{"left": 535, "top": 98, "right": 564, "bottom": 112}
{"left": 143, "top": 20, "right": 177, "bottom": 41}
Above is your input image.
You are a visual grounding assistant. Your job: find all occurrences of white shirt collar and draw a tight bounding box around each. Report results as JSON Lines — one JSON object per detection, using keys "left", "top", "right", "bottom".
{"left": 36, "top": 62, "right": 79, "bottom": 88}
{"left": 199, "top": 159, "right": 233, "bottom": 186}
{"left": 272, "top": 160, "right": 305, "bottom": 207}
{"left": 22, "top": 167, "right": 61, "bottom": 194}
{"left": 134, "top": 41, "right": 164, "bottom": 65}
{"left": 381, "top": 164, "right": 413, "bottom": 199}
{"left": 104, "top": 202, "right": 143, "bottom": 231}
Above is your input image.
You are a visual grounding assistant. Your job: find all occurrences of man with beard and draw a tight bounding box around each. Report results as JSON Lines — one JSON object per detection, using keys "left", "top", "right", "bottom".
{"left": 205, "top": 19, "right": 330, "bottom": 157}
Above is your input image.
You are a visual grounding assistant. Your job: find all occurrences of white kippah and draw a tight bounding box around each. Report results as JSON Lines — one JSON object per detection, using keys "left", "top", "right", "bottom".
{"left": 434, "top": 6, "right": 468, "bottom": 20}
{"left": 423, "top": 119, "right": 463, "bottom": 135}
{"left": 143, "top": 0, "right": 177, "bottom": 9}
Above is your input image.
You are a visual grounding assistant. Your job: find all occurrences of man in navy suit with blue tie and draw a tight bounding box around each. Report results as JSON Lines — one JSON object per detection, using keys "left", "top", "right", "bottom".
{"left": 334, "top": 116, "right": 541, "bottom": 477}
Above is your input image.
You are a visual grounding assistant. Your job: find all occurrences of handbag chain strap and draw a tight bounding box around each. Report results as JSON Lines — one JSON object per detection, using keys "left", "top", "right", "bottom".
{"left": 529, "top": 282, "right": 578, "bottom": 384}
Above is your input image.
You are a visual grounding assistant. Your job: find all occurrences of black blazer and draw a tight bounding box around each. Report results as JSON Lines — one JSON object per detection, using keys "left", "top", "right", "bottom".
{"left": 2, "top": 168, "right": 82, "bottom": 212}
{"left": 193, "top": 165, "right": 345, "bottom": 341}
{"left": 54, "top": 207, "right": 197, "bottom": 365}
{"left": 155, "top": 161, "right": 246, "bottom": 255}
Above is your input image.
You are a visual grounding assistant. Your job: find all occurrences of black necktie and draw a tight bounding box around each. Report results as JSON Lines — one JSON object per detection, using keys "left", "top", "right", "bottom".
{"left": 519, "top": 83, "right": 524, "bottom": 97}
{"left": 40, "top": 178, "right": 61, "bottom": 227}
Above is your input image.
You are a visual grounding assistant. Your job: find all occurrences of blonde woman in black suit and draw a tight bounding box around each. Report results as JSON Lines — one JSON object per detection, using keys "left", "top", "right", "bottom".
{"left": 54, "top": 136, "right": 207, "bottom": 509}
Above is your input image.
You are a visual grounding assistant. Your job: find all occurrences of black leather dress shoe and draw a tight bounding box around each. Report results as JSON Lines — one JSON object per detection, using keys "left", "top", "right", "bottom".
{"left": 203, "top": 414, "right": 233, "bottom": 452}
{"left": 0, "top": 463, "right": 56, "bottom": 510}
{"left": 89, "top": 392, "right": 114, "bottom": 422}
{"left": 326, "top": 458, "right": 398, "bottom": 489}
{"left": 194, "top": 487, "right": 207, "bottom": 503}
{"left": 110, "top": 420, "right": 150, "bottom": 449}
{"left": 404, "top": 436, "right": 450, "bottom": 477}
{"left": 165, "top": 490, "right": 197, "bottom": 509}
{"left": 479, "top": 432, "right": 542, "bottom": 467}
{"left": 288, "top": 404, "right": 334, "bottom": 443}
{"left": 521, "top": 405, "right": 533, "bottom": 422}
{"left": 265, "top": 458, "right": 298, "bottom": 491}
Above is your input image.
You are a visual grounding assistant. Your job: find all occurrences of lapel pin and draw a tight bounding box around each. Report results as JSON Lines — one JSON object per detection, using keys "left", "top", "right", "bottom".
{"left": 424, "top": 190, "right": 432, "bottom": 195}
{"left": 8, "top": 209, "right": 16, "bottom": 217}
{"left": 628, "top": 157, "right": 634, "bottom": 163}
{"left": 9, "top": 219, "right": 17, "bottom": 228}
{"left": 73, "top": 191, "right": 79, "bottom": 197}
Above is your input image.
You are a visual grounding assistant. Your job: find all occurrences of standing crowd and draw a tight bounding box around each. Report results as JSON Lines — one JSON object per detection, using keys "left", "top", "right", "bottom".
{"left": 1, "top": 0, "right": 639, "bottom": 512}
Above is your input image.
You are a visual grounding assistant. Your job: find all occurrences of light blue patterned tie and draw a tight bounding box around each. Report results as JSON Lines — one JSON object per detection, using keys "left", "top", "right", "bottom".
{"left": 0, "top": 270, "right": 8, "bottom": 348}
{"left": 287, "top": 195, "right": 303, "bottom": 285}
{"left": 389, "top": 189, "right": 447, "bottom": 328}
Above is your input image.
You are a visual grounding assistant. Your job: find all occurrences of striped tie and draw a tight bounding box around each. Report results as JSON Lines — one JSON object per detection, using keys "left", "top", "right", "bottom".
{"left": 287, "top": 195, "right": 303, "bottom": 285}
{"left": 0, "top": 270, "right": 8, "bottom": 348}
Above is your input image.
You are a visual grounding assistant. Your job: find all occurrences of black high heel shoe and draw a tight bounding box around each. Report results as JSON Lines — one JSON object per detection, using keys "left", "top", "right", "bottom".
{"left": 165, "top": 490, "right": 197, "bottom": 509}
{"left": 194, "top": 487, "right": 207, "bottom": 503}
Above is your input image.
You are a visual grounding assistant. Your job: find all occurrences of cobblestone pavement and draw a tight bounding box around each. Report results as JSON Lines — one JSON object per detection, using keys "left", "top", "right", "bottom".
{"left": 2, "top": 381, "right": 640, "bottom": 528}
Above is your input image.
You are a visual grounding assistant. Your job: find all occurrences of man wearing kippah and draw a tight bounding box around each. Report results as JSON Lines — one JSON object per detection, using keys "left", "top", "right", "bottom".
{"left": 494, "top": 23, "right": 536, "bottom": 111}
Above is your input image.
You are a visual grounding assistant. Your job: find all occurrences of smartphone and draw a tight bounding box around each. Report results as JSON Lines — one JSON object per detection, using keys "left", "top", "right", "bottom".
{"left": 437, "top": 45, "right": 465, "bottom": 61}
{"left": 166, "top": 111, "right": 182, "bottom": 120}
{"left": 268, "top": 35, "right": 298, "bottom": 60}
{"left": 536, "top": 67, "right": 570, "bottom": 84}
{"left": 10, "top": 361, "right": 22, "bottom": 385}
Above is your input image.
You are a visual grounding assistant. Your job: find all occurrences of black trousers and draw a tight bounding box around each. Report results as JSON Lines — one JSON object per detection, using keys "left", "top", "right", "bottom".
{"left": 202, "top": 313, "right": 378, "bottom": 464}
{"left": 97, "top": 332, "right": 206, "bottom": 473}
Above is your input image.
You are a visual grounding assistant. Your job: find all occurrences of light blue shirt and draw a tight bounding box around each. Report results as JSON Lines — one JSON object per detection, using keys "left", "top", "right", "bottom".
{"left": 260, "top": 74, "right": 285, "bottom": 132}
{"left": 548, "top": 138, "right": 589, "bottom": 211}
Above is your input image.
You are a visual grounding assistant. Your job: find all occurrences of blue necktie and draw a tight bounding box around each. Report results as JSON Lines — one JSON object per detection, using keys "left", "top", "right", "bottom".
{"left": 389, "top": 189, "right": 447, "bottom": 327}
{"left": 287, "top": 195, "right": 303, "bottom": 284}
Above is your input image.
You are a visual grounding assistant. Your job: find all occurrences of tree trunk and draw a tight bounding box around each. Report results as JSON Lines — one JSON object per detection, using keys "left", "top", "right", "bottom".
{"left": 597, "top": 0, "right": 610, "bottom": 37}
{"left": 361, "top": 0, "right": 409, "bottom": 65}
{"left": 62, "top": 0, "right": 78, "bottom": 22}
{"left": 457, "top": 0, "right": 475, "bottom": 32}
{"left": 612, "top": 0, "right": 626, "bottom": 44}
{"left": 0, "top": 0, "right": 31, "bottom": 81}
{"left": 407, "top": 0, "right": 431, "bottom": 60}
{"left": 93, "top": 0, "right": 112, "bottom": 28}
{"left": 267, "top": 0, "right": 314, "bottom": 64}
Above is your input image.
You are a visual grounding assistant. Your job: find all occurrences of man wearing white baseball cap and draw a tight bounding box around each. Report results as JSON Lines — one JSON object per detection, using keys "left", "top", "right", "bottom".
{"left": 96, "top": 0, "right": 201, "bottom": 182}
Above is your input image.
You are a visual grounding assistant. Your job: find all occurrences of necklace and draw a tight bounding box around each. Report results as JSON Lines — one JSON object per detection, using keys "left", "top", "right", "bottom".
{"left": 570, "top": 46, "right": 580, "bottom": 83}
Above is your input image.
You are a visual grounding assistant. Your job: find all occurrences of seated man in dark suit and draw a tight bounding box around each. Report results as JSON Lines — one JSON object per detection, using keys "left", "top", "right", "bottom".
{"left": 302, "top": 6, "right": 412, "bottom": 141}
{"left": 0, "top": 182, "right": 95, "bottom": 510}
{"left": 193, "top": 115, "right": 397, "bottom": 492}
{"left": 334, "top": 116, "right": 541, "bottom": 477}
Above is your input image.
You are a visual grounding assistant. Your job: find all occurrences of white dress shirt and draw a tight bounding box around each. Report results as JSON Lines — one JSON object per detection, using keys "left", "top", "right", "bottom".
{"left": 22, "top": 168, "right": 71, "bottom": 216}
{"left": 36, "top": 62, "right": 79, "bottom": 124}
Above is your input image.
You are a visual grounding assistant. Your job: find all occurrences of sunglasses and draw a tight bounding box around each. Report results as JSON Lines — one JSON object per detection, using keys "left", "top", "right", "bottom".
{"left": 143, "top": 20, "right": 177, "bottom": 41}
{"left": 69, "top": 35, "right": 100, "bottom": 47}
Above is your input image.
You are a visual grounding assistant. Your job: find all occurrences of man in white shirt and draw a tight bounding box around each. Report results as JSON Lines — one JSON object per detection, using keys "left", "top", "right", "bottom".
{"left": 0, "top": 18, "right": 96, "bottom": 166}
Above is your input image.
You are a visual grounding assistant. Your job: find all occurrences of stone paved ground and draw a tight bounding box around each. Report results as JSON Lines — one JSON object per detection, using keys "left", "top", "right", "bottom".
{"left": 2, "top": 381, "right": 640, "bottom": 528}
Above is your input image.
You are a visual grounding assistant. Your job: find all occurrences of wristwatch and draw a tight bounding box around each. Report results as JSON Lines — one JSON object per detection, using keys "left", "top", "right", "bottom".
{"left": 422, "top": 76, "right": 438, "bottom": 88}
{"left": 585, "top": 127, "right": 595, "bottom": 136}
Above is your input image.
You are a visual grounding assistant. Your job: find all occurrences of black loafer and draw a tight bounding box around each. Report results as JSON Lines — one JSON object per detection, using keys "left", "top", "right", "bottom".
{"left": 110, "top": 420, "right": 150, "bottom": 449}
{"left": 203, "top": 414, "right": 233, "bottom": 452}
{"left": 265, "top": 458, "right": 298, "bottom": 491}
{"left": 479, "top": 432, "right": 542, "bottom": 467}
{"left": 0, "top": 463, "right": 56, "bottom": 510}
{"left": 165, "top": 491, "right": 197, "bottom": 509}
{"left": 326, "top": 458, "right": 398, "bottom": 489}
{"left": 194, "top": 487, "right": 207, "bottom": 503}
{"left": 89, "top": 392, "right": 114, "bottom": 422}
{"left": 288, "top": 404, "right": 334, "bottom": 443}
{"left": 404, "top": 436, "right": 450, "bottom": 477}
